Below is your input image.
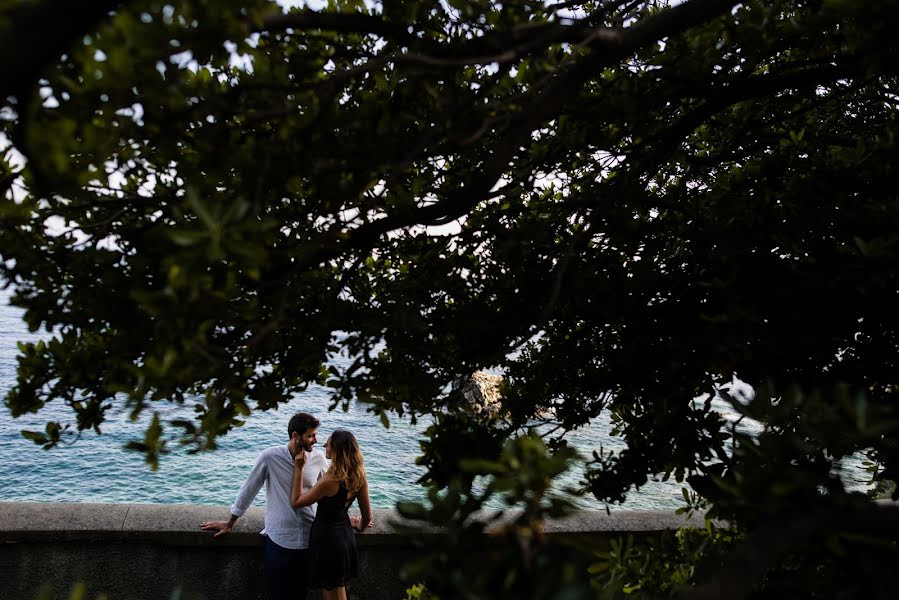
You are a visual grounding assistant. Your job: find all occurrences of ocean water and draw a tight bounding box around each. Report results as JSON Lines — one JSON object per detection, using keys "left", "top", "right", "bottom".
{"left": 0, "top": 289, "right": 871, "bottom": 510}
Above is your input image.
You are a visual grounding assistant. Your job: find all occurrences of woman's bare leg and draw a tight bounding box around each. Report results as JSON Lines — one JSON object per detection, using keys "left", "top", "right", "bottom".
{"left": 321, "top": 588, "right": 346, "bottom": 600}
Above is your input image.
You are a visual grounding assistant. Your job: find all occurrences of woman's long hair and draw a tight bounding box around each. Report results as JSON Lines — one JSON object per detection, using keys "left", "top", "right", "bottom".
{"left": 327, "top": 429, "right": 366, "bottom": 495}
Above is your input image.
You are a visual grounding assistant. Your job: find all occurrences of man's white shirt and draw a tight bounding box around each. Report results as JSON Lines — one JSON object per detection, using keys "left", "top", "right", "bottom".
{"left": 230, "top": 444, "right": 327, "bottom": 549}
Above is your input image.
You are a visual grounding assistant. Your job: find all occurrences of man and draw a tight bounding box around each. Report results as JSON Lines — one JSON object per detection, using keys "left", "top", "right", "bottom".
{"left": 200, "top": 412, "right": 326, "bottom": 600}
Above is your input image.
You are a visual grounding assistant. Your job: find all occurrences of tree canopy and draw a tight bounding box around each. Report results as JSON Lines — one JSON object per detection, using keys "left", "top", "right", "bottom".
{"left": 2, "top": 0, "right": 899, "bottom": 597}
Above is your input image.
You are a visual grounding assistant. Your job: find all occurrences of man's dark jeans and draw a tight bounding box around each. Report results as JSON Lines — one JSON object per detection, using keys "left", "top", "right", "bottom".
{"left": 264, "top": 537, "right": 308, "bottom": 600}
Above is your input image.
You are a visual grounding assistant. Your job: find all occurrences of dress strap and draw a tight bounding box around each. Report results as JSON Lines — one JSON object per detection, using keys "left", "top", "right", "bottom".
{"left": 343, "top": 484, "right": 357, "bottom": 510}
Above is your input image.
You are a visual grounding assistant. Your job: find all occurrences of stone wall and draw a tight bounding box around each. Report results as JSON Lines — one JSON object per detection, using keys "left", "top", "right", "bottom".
{"left": 0, "top": 502, "right": 706, "bottom": 600}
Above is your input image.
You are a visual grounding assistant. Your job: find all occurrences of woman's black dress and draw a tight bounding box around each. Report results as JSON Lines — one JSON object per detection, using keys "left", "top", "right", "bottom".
{"left": 307, "top": 481, "right": 359, "bottom": 590}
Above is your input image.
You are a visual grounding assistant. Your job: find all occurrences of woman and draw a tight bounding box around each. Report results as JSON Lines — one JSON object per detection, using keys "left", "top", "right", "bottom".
{"left": 291, "top": 428, "right": 372, "bottom": 600}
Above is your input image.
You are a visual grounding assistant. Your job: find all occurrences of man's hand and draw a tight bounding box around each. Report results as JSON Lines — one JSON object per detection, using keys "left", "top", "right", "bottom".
{"left": 200, "top": 520, "right": 234, "bottom": 538}
{"left": 350, "top": 516, "right": 374, "bottom": 531}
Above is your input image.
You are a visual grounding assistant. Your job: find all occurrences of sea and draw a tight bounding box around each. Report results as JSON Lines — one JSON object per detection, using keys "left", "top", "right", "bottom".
{"left": 0, "top": 288, "right": 872, "bottom": 510}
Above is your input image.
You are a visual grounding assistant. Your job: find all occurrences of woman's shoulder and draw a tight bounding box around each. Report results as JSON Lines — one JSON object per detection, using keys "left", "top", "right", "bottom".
{"left": 317, "top": 473, "right": 342, "bottom": 494}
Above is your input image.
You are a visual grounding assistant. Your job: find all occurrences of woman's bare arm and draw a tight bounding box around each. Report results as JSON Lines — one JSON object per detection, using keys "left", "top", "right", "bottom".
{"left": 356, "top": 480, "right": 372, "bottom": 530}
{"left": 292, "top": 471, "right": 338, "bottom": 508}
{"left": 291, "top": 451, "right": 337, "bottom": 508}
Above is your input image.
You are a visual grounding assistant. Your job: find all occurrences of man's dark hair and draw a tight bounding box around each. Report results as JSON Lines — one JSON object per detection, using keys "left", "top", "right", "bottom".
{"left": 288, "top": 412, "right": 320, "bottom": 438}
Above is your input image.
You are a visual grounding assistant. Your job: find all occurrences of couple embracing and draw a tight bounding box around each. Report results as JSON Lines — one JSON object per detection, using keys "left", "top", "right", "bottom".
{"left": 201, "top": 413, "right": 372, "bottom": 600}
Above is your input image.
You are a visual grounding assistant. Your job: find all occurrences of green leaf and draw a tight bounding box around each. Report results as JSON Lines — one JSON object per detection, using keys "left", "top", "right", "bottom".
{"left": 21, "top": 430, "right": 49, "bottom": 445}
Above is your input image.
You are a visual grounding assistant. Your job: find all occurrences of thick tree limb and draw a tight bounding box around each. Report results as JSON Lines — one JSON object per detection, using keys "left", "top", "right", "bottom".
{"left": 631, "top": 60, "right": 870, "bottom": 178}
{"left": 259, "top": 9, "right": 417, "bottom": 44}
{"left": 289, "top": 0, "right": 742, "bottom": 270}
{"left": 0, "top": 0, "right": 125, "bottom": 102}
{"left": 257, "top": 2, "right": 734, "bottom": 66}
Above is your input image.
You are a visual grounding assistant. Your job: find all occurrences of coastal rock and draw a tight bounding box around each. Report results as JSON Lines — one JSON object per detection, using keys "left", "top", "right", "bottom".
{"left": 456, "top": 371, "right": 504, "bottom": 416}
{"left": 454, "top": 371, "right": 557, "bottom": 419}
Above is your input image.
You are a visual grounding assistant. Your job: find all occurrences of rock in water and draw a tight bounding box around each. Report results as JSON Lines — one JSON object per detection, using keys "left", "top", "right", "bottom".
{"left": 456, "top": 371, "right": 504, "bottom": 415}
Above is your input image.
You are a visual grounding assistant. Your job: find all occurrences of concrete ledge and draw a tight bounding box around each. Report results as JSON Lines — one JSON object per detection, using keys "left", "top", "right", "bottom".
{"left": 0, "top": 502, "right": 709, "bottom": 599}
{"left": 0, "top": 502, "right": 707, "bottom": 538}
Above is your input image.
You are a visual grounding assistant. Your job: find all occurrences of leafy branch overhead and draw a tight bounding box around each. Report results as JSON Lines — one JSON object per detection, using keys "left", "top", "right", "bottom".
{"left": 2, "top": 0, "right": 762, "bottom": 447}
{"left": 2, "top": 0, "right": 899, "bottom": 596}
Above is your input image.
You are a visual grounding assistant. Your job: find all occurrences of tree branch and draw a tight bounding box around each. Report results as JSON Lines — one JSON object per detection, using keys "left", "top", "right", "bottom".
{"left": 288, "top": 0, "right": 742, "bottom": 270}
{"left": 259, "top": 9, "right": 417, "bottom": 44}
{"left": 632, "top": 60, "right": 868, "bottom": 178}
{"left": 0, "top": 0, "right": 126, "bottom": 101}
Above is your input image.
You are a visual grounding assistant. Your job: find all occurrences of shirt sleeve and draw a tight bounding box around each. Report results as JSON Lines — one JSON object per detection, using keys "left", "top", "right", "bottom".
{"left": 230, "top": 451, "right": 268, "bottom": 517}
